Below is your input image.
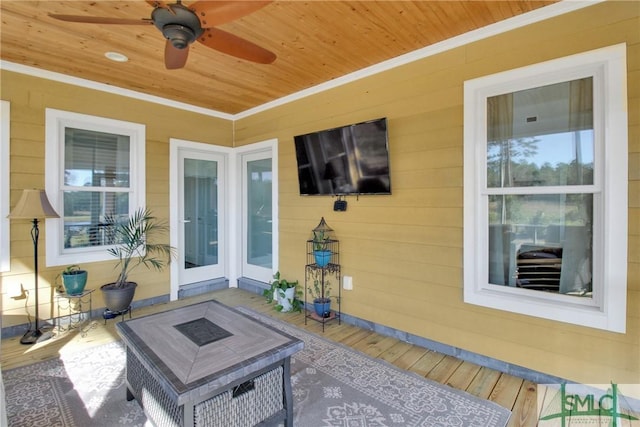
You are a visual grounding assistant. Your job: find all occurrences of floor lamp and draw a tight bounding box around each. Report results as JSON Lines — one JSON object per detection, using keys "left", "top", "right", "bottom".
{"left": 8, "top": 189, "right": 59, "bottom": 345}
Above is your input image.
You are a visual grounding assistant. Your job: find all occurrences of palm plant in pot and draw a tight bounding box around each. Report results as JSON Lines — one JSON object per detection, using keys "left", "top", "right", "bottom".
{"left": 101, "top": 208, "right": 176, "bottom": 314}
{"left": 263, "top": 271, "right": 303, "bottom": 313}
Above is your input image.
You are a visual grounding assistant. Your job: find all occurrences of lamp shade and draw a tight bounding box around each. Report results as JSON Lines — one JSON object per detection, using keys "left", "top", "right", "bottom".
{"left": 7, "top": 189, "right": 59, "bottom": 219}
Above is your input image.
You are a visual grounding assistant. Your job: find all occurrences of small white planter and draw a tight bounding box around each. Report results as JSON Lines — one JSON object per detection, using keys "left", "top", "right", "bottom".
{"left": 277, "top": 287, "right": 297, "bottom": 312}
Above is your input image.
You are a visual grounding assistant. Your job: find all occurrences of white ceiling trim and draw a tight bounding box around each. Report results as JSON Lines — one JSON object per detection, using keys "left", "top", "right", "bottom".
{"left": 0, "top": 60, "right": 234, "bottom": 121}
{"left": 0, "top": 0, "right": 602, "bottom": 122}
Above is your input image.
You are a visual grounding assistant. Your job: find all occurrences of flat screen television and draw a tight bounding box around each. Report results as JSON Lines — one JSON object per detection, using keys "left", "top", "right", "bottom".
{"left": 294, "top": 117, "right": 391, "bottom": 195}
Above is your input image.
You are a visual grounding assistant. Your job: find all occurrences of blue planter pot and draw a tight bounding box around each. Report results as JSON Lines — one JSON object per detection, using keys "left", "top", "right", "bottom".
{"left": 313, "top": 298, "right": 331, "bottom": 318}
{"left": 62, "top": 270, "right": 88, "bottom": 295}
{"left": 314, "top": 250, "right": 331, "bottom": 267}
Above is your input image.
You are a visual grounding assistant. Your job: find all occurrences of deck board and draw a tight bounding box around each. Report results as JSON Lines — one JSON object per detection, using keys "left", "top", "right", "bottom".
{"left": 407, "top": 350, "right": 446, "bottom": 377}
{"left": 466, "top": 366, "right": 503, "bottom": 399}
{"left": 392, "top": 345, "right": 431, "bottom": 371}
{"left": 490, "top": 373, "right": 526, "bottom": 410}
{"left": 352, "top": 334, "right": 399, "bottom": 358}
{"left": 427, "top": 355, "right": 465, "bottom": 384}
{"left": 378, "top": 340, "right": 414, "bottom": 364}
{"left": 508, "top": 381, "right": 540, "bottom": 427}
{"left": 446, "top": 360, "right": 483, "bottom": 390}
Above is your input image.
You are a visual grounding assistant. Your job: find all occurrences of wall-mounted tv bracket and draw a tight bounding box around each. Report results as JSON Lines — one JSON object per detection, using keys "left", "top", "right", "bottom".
{"left": 333, "top": 195, "right": 347, "bottom": 211}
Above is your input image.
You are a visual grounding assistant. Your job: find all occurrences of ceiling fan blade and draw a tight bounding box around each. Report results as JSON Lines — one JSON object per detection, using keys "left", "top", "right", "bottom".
{"left": 165, "top": 40, "right": 189, "bottom": 69}
{"left": 48, "top": 14, "right": 153, "bottom": 25}
{"left": 189, "top": 1, "right": 272, "bottom": 28}
{"left": 197, "top": 28, "right": 276, "bottom": 64}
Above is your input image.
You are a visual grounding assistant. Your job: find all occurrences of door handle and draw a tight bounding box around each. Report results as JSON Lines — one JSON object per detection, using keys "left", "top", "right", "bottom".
{"left": 181, "top": 219, "right": 191, "bottom": 223}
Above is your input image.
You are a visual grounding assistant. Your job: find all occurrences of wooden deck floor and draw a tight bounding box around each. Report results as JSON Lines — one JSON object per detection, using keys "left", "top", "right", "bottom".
{"left": 1, "top": 288, "right": 540, "bottom": 426}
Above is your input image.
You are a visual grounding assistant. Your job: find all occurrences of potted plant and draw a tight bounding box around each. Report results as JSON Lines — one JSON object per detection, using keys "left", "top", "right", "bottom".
{"left": 312, "top": 229, "right": 332, "bottom": 267}
{"left": 101, "top": 208, "right": 176, "bottom": 314}
{"left": 56, "top": 264, "right": 88, "bottom": 295}
{"left": 308, "top": 272, "right": 334, "bottom": 318}
{"left": 264, "top": 271, "right": 303, "bottom": 313}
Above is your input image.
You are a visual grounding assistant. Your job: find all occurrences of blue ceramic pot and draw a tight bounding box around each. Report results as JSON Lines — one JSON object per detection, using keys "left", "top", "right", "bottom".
{"left": 62, "top": 270, "right": 88, "bottom": 295}
{"left": 313, "top": 298, "right": 331, "bottom": 318}
{"left": 314, "top": 250, "right": 331, "bottom": 267}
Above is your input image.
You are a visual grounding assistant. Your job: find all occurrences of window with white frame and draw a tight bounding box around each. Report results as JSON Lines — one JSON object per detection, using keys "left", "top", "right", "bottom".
{"left": 0, "top": 100, "right": 10, "bottom": 272}
{"left": 463, "top": 44, "right": 628, "bottom": 333}
{"left": 45, "top": 109, "right": 145, "bottom": 266}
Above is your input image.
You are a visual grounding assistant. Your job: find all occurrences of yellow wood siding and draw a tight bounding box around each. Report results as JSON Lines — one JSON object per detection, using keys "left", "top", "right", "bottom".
{"left": 1, "top": 71, "right": 232, "bottom": 324}
{"left": 235, "top": 1, "right": 640, "bottom": 384}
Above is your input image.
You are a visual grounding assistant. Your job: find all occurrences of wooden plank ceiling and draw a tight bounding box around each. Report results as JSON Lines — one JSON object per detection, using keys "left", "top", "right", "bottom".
{"left": 0, "top": 1, "right": 557, "bottom": 115}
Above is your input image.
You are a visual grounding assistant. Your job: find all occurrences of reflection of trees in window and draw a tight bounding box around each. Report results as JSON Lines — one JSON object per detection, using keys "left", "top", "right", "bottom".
{"left": 62, "top": 128, "right": 131, "bottom": 249}
{"left": 487, "top": 78, "right": 594, "bottom": 189}
{"left": 486, "top": 77, "right": 595, "bottom": 297}
{"left": 489, "top": 194, "right": 591, "bottom": 228}
{"left": 488, "top": 149, "right": 595, "bottom": 189}
{"left": 63, "top": 191, "right": 128, "bottom": 248}
{"left": 487, "top": 137, "right": 539, "bottom": 188}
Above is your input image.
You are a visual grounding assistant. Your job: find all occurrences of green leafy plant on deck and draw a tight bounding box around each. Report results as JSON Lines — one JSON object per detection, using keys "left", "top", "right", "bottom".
{"left": 263, "top": 271, "right": 303, "bottom": 312}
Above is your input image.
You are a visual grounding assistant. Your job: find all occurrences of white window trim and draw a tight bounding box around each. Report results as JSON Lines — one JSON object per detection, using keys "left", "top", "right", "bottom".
{"left": 463, "top": 44, "right": 628, "bottom": 333}
{"left": 0, "top": 100, "right": 10, "bottom": 272}
{"left": 45, "top": 109, "right": 146, "bottom": 266}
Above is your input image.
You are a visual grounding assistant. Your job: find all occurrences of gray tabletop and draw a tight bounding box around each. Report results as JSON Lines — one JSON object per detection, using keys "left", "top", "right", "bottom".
{"left": 116, "top": 300, "right": 303, "bottom": 406}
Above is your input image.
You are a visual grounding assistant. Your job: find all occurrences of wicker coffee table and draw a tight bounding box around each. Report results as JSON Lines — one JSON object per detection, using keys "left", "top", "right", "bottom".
{"left": 116, "top": 300, "right": 303, "bottom": 427}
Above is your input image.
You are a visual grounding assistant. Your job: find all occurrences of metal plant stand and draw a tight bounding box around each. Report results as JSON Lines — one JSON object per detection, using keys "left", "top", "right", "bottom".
{"left": 55, "top": 289, "right": 94, "bottom": 336}
{"left": 304, "top": 218, "right": 341, "bottom": 332}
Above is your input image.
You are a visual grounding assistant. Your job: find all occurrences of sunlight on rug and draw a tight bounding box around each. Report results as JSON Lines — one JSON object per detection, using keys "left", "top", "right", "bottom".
{"left": 3, "top": 306, "right": 511, "bottom": 427}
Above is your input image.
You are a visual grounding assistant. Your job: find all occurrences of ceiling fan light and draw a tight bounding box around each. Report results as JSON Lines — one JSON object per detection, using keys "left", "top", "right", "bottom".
{"left": 105, "top": 51, "right": 129, "bottom": 62}
{"left": 163, "top": 24, "right": 195, "bottom": 49}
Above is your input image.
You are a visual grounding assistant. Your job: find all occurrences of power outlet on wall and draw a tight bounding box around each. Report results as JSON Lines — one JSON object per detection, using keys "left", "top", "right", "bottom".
{"left": 343, "top": 276, "right": 353, "bottom": 290}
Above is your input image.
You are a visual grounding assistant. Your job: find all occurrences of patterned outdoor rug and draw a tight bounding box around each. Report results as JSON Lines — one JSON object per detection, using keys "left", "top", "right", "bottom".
{"left": 3, "top": 307, "right": 511, "bottom": 426}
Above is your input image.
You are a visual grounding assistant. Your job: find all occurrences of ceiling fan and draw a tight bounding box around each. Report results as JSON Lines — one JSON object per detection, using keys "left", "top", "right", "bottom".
{"left": 49, "top": 0, "right": 276, "bottom": 69}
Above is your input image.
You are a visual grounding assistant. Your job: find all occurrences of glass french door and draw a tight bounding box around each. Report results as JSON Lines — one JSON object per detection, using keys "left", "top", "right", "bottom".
{"left": 178, "top": 149, "right": 225, "bottom": 284}
{"left": 241, "top": 151, "right": 273, "bottom": 282}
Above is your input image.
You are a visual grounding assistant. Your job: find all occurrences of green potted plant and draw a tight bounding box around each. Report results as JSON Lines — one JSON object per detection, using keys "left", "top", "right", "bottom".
{"left": 56, "top": 264, "right": 88, "bottom": 295}
{"left": 264, "top": 271, "right": 303, "bottom": 312}
{"left": 312, "top": 229, "right": 332, "bottom": 267}
{"left": 101, "top": 208, "right": 176, "bottom": 314}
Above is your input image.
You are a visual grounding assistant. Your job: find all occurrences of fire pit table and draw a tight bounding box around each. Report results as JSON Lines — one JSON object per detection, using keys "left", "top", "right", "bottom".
{"left": 116, "top": 300, "right": 303, "bottom": 427}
